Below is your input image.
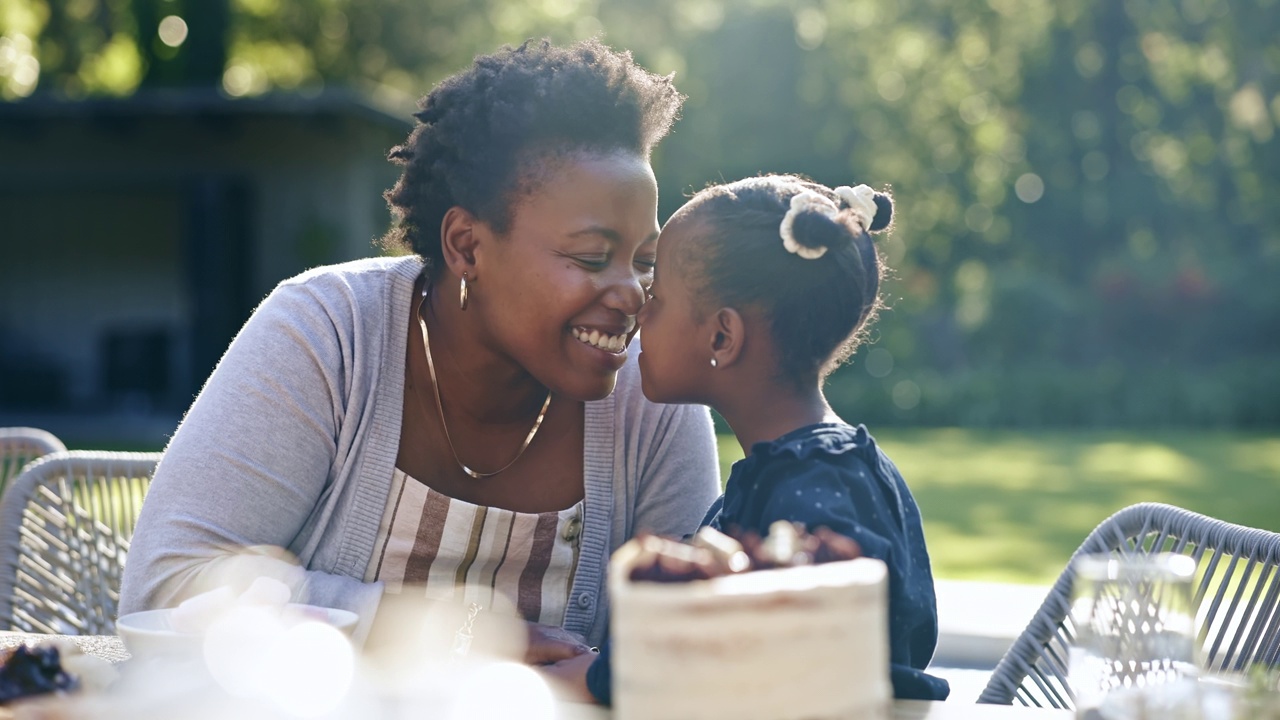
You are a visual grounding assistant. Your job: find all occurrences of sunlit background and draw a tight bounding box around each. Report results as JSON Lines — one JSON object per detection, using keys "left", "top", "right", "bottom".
{"left": 1, "top": 0, "right": 1277, "bottom": 584}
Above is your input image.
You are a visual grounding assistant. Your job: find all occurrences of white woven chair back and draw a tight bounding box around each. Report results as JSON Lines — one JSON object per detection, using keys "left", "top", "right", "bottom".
{"left": 0, "top": 450, "right": 161, "bottom": 635}
{"left": 0, "top": 427, "right": 67, "bottom": 497}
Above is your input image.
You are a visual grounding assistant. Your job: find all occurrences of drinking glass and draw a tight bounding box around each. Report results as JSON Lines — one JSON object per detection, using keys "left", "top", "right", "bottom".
{"left": 1068, "top": 552, "right": 1201, "bottom": 720}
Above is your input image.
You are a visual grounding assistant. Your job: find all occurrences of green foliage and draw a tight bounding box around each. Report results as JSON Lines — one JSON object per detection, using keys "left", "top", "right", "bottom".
{"left": 643, "top": 0, "right": 1279, "bottom": 428}
{"left": 5, "top": 0, "right": 1278, "bottom": 427}
{"left": 825, "top": 356, "right": 1280, "bottom": 428}
{"left": 1242, "top": 668, "right": 1280, "bottom": 719}
{"left": 718, "top": 429, "right": 1280, "bottom": 583}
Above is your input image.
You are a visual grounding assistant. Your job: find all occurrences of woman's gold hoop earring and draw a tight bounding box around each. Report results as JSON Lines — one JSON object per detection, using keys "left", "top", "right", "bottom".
{"left": 710, "top": 358, "right": 718, "bottom": 368}
{"left": 459, "top": 273, "right": 470, "bottom": 311}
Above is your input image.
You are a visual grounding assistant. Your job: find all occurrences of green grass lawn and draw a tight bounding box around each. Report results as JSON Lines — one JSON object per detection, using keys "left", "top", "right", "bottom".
{"left": 716, "top": 428, "right": 1280, "bottom": 586}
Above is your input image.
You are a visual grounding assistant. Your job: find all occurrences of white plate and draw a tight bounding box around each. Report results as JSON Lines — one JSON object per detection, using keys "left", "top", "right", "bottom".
{"left": 116, "top": 603, "right": 359, "bottom": 657}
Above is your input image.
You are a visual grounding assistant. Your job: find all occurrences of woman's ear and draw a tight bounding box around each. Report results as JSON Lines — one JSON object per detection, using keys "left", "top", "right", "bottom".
{"left": 440, "top": 206, "right": 481, "bottom": 279}
{"left": 709, "top": 307, "right": 746, "bottom": 369}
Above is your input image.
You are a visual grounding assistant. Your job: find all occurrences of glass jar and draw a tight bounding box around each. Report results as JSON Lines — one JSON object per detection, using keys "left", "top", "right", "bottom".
{"left": 1068, "top": 552, "right": 1201, "bottom": 719}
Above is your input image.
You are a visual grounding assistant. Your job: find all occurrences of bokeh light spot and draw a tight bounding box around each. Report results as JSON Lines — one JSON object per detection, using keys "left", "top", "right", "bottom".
{"left": 965, "top": 203, "right": 994, "bottom": 232}
{"left": 959, "top": 31, "right": 990, "bottom": 68}
{"left": 794, "top": 7, "right": 828, "bottom": 50}
{"left": 1116, "top": 85, "right": 1144, "bottom": 115}
{"left": 893, "top": 380, "right": 922, "bottom": 410}
{"left": 320, "top": 11, "right": 348, "bottom": 41}
{"left": 974, "top": 154, "right": 1006, "bottom": 184}
{"left": 204, "top": 606, "right": 287, "bottom": 698}
{"left": 574, "top": 15, "right": 605, "bottom": 39}
{"left": 264, "top": 622, "right": 355, "bottom": 718}
{"left": 865, "top": 347, "right": 894, "bottom": 378}
{"left": 1015, "top": 173, "right": 1045, "bottom": 203}
{"left": 158, "top": 16, "right": 189, "bottom": 48}
{"left": 449, "top": 663, "right": 555, "bottom": 720}
{"left": 959, "top": 93, "right": 990, "bottom": 125}
{"left": 1072, "top": 111, "right": 1101, "bottom": 143}
{"left": 1198, "top": 46, "right": 1230, "bottom": 84}
{"left": 849, "top": 0, "right": 878, "bottom": 28}
{"left": 0, "top": 34, "right": 41, "bottom": 98}
{"left": 1075, "top": 42, "right": 1104, "bottom": 77}
{"left": 896, "top": 32, "right": 930, "bottom": 69}
{"left": 955, "top": 295, "right": 990, "bottom": 328}
{"left": 955, "top": 260, "right": 989, "bottom": 294}
{"left": 222, "top": 65, "right": 254, "bottom": 96}
{"left": 1128, "top": 229, "right": 1157, "bottom": 260}
{"left": 1081, "top": 152, "right": 1110, "bottom": 182}
{"left": 933, "top": 143, "right": 961, "bottom": 174}
{"left": 877, "top": 71, "right": 905, "bottom": 102}
{"left": 676, "top": 0, "right": 725, "bottom": 33}
{"left": 1229, "top": 84, "right": 1273, "bottom": 142}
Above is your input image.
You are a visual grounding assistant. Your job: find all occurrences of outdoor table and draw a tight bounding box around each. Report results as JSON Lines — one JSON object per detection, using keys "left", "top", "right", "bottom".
{"left": 558, "top": 699, "right": 1072, "bottom": 719}
{"left": 0, "top": 632, "right": 1071, "bottom": 718}
{"left": 0, "top": 631, "right": 131, "bottom": 663}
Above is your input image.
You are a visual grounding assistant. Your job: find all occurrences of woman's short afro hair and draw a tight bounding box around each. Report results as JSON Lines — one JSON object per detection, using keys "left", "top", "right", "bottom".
{"left": 382, "top": 38, "right": 684, "bottom": 268}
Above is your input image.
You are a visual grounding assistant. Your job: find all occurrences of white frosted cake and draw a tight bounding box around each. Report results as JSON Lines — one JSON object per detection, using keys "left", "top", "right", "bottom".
{"left": 610, "top": 548, "right": 891, "bottom": 720}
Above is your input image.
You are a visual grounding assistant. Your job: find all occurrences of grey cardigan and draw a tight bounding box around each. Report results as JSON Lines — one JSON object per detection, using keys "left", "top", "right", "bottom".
{"left": 119, "top": 255, "right": 721, "bottom": 646}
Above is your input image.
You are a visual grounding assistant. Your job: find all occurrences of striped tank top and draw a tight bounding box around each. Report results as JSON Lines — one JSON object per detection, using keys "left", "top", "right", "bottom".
{"left": 365, "top": 468, "right": 585, "bottom": 627}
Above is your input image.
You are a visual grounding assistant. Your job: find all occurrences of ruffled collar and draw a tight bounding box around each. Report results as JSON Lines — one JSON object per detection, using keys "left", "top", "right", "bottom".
{"left": 746, "top": 422, "right": 875, "bottom": 463}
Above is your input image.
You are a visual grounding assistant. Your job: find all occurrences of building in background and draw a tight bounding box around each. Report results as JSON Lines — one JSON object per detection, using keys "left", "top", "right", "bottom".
{"left": 0, "top": 88, "right": 409, "bottom": 445}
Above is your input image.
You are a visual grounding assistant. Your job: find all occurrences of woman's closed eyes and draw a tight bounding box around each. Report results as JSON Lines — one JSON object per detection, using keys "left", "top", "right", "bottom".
{"left": 565, "top": 253, "right": 656, "bottom": 275}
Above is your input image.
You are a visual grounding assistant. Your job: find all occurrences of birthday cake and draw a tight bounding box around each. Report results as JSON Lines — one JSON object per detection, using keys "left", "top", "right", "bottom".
{"left": 609, "top": 525, "right": 891, "bottom": 720}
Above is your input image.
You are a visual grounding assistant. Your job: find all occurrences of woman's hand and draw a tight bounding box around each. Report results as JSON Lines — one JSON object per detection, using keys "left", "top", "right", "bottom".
{"left": 525, "top": 621, "right": 590, "bottom": 665}
{"left": 538, "top": 650, "right": 598, "bottom": 704}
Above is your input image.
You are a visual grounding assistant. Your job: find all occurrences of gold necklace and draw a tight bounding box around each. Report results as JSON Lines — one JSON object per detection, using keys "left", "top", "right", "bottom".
{"left": 416, "top": 288, "right": 551, "bottom": 479}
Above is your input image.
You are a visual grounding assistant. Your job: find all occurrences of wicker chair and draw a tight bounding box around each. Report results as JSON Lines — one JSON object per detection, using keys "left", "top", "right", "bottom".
{"left": 0, "top": 427, "right": 67, "bottom": 497}
{"left": 0, "top": 450, "right": 161, "bottom": 634}
{"left": 978, "top": 502, "right": 1280, "bottom": 708}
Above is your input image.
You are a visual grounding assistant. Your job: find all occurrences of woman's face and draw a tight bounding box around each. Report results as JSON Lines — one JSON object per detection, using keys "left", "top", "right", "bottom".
{"left": 473, "top": 151, "right": 659, "bottom": 401}
{"left": 635, "top": 209, "right": 715, "bottom": 405}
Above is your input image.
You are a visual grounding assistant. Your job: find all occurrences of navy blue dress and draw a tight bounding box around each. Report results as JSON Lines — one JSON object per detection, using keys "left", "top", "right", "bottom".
{"left": 586, "top": 423, "right": 950, "bottom": 704}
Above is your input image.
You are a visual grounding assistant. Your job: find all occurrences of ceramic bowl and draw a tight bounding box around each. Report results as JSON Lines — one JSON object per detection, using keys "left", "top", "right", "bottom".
{"left": 116, "top": 603, "right": 359, "bottom": 658}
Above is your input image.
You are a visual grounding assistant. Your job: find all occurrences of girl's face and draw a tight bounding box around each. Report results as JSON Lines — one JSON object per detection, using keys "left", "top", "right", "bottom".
{"left": 636, "top": 210, "right": 716, "bottom": 404}
{"left": 473, "top": 152, "right": 658, "bottom": 401}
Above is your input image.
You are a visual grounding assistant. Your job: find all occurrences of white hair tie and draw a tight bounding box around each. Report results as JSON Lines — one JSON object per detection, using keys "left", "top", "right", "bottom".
{"left": 834, "top": 184, "right": 878, "bottom": 232}
{"left": 779, "top": 190, "right": 838, "bottom": 259}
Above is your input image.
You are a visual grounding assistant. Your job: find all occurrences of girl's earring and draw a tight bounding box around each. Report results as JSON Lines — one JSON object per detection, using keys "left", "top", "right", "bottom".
{"left": 710, "top": 358, "right": 718, "bottom": 368}
{"left": 459, "top": 273, "right": 470, "bottom": 311}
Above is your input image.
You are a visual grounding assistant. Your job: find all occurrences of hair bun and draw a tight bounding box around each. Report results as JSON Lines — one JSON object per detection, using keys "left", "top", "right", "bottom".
{"left": 867, "top": 192, "right": 893, "bottom": 232}
{"left": 833, "top": 184, "right": 891, "bottom": 234}
{"left": 781, "top": 190, "right": 847, "bottom": 259}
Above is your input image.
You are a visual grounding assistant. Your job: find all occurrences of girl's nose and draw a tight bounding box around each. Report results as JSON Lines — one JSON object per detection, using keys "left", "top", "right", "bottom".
{"left": 636, "top": 299, "right": 651, "bottom": 326}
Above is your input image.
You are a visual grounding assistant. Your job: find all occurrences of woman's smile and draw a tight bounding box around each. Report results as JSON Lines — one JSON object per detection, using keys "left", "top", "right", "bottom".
{"left": 474, "top": 151, "right": 658, "bottom": 400}
{"left": 572, "top": 326, "right": 627, "bottom": 353}
{"left": 570, "top": 319, "right": 637, "bottom": 371}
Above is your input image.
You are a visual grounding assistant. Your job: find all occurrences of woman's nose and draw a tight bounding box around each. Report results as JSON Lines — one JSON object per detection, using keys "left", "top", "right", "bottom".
{"left": 606, "top": 266, "right": 648, "bottom": 316}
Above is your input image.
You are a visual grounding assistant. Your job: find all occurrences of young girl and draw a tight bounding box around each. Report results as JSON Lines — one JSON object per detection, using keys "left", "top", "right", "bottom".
{"left": 546, "top": 174, "right": 949, "bottom": 703}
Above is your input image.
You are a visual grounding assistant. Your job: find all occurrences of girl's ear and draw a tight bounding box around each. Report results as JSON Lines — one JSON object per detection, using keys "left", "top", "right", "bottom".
{"left": 709, "top": 307, "right": 746, "bottom": 369}
{"left": 440, "top": 206, "right": 482, "bottom": 280}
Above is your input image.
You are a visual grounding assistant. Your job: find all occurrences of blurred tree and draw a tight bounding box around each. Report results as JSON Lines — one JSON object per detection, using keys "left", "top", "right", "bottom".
{"left": 3, "top": 0, "right": 1276, "bottom": 425}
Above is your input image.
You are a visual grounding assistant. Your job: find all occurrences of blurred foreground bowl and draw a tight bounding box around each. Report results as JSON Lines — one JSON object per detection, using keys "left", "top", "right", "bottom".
{"left": 116, "top": 604, "right": 359, "bottom": 658}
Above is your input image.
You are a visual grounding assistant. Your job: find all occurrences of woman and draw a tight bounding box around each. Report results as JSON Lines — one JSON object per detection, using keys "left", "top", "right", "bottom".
{"left": 119, "top": 39, "right": 721, "bottom": 664}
